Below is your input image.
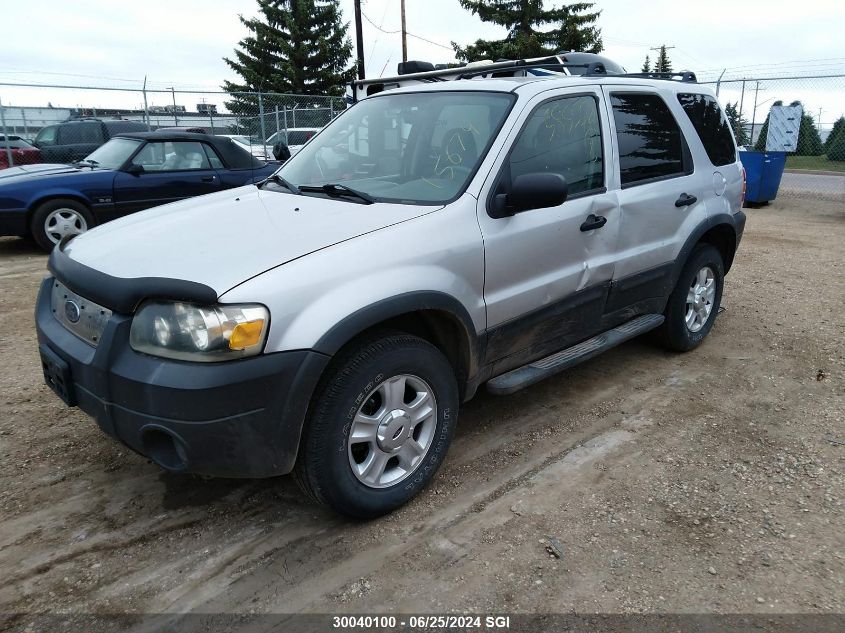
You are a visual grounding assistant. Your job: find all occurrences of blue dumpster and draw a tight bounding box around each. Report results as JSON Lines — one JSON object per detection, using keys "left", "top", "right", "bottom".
{"left": 739, "top": 150, "right": 787, "bottom": 204}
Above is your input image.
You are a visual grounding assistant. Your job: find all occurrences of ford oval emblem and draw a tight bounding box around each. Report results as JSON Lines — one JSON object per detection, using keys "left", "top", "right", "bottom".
{"left": 64, "top": 300, "right": 81, "bottom": 324}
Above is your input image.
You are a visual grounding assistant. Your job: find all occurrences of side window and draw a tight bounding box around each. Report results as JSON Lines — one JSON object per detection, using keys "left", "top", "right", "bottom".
{"left": 506, "top": 95, "right": 604, "bottom": 196}
{"left": 202, "top": 144, "right": 224, "bottom": 169}
{"left": 611, "top": 93, "right": 687, "bottom": 187}
{"left": 57, "top": 122, "right": 104, "bottom": 145}
{"left": 35, "top": 126, "right": 57, "bottom": 146}
{"left": 132, "top": 141, "right": 212, "bottom": 171}
{"left": 677, "top": 93, "right": 737, "bottom": 166}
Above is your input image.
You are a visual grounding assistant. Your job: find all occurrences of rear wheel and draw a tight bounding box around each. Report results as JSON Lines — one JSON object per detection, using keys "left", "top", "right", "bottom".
{"left": 294, "top": 333, "right": 458, "bottom": 518}
{"left": 658, "top": 244, "right": 724, "bottom": 352}
{"left": 31, "top": 198, "right": 94, "bottom": 251}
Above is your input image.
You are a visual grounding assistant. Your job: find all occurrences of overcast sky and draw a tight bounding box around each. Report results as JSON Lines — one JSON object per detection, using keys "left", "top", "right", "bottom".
{"left": 2, "top": 0, "right": 844, "bottom": 123}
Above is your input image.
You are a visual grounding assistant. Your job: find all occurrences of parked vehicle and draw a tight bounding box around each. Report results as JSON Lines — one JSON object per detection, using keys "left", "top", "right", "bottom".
{"left": 36, "top": 61, "right": 745, "bottom": 518}
{"left": 265, "top": 127, "right": 321, "bottom": 156}
{"left": 0, "top": 132, "right": 279, "bottom": 250}
{"left": 221, "top": 134, "right": 274, "bottom": 160}
{"left": 0, "top": 135, "right": 42, "bottom": 169}
{"left": 32, "top": 118, "right": 148, "bottom": 164}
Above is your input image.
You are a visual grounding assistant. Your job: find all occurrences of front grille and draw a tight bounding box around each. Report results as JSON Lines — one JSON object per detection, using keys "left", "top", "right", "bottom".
{"left": 50, "top": 280, "right": 112, "bottom": 346}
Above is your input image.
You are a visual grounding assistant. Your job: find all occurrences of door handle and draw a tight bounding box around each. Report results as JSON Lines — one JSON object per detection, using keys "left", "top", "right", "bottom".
{"left": 580, "top": 214, "right": 607, "bottom": 232}
{"left": 675, "top": 193, "right": 697, "bottom": 207}
{"left": 201, "top": 175, "right": 215, "bottom": 182}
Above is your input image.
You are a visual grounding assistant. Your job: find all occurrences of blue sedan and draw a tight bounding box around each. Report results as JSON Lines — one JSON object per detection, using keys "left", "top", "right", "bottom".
{"left": 0, "top": 131, "right": 281, "bottom": 250}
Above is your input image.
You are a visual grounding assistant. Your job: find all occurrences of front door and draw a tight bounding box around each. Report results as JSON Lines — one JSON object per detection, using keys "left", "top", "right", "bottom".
{"left": 477, "top": 88, "right": 620, "bottom": 373}
{"left": 113, "top": 140, "right": 222, "bottom": 215}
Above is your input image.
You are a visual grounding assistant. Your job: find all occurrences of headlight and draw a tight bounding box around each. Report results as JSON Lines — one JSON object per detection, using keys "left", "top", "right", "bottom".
{"left": 130, "top": 301, "right": 269, "bottom": 362}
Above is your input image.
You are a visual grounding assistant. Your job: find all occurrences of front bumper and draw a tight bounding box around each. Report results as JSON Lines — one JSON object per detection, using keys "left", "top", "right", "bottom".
{"left": 35, "top": 277, "right": 329, "bottom": 477}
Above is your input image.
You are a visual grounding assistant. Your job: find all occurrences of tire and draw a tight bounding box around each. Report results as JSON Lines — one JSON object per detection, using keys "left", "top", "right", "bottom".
{"left": 658, "top": 243, "right": 724, "bottom": 352}
{"left": 294, "top": 332, "right": 459, "bottom": 519}
{"left": 30, "top": 199, "right": 94, "bottom": 252}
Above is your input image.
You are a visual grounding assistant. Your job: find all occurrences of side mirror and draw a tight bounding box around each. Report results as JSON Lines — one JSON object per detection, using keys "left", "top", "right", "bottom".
{"left": 124, "top": 163, "right": 145, "bottom": 176}
{"left": 489, "top": 172, "right": 568, "bottom": 218}
{"left": 272, "top": 142, "right": 291, "bottom": 162}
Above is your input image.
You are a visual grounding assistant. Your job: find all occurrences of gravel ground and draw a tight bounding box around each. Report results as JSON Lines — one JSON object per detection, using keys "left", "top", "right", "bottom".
{"left": 0, "top": 195, "right": 843, "bottom": 629}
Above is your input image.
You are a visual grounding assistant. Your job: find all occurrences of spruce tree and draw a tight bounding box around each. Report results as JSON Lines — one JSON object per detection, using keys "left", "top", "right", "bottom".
{"left": 724, "top": 101, "right": 749, "bottom": 146}
{"left": 453, "top": 1, "right": 602, "bottom": 62}
{"left": 641, "top": 55, "right": 651, "bottom": 73}
{"left": 790, "top": 101, "right": 824, "bottom": 156}
{"left": 654, "top": 45, "right": 672, "bottom": 73}
{"left": 824, "top": 116, "right": 845, "bottom": 154}
{"left": 223, "top": 0, "right": 353, "bottom": 135}
{"left": 827, "top": 124, "right": 845, "bottom": 161}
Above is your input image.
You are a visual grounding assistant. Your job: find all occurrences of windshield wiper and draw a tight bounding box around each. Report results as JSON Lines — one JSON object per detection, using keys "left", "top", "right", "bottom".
{"left": 260, "top": 172, "right": 300, "bottom": 194}
{"left": 74, "top": 159, "right": 99, "bottom": 167}
{"left": 299, "top": 183, "right": 375, "bottom": 204}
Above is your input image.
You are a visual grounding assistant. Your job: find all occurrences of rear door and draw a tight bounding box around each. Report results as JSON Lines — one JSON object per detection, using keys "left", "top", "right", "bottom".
{"left": 112, "top": 140, "right": 222, "bottom": 215}
{"left": 601, "top": 87, "right": 712, "bottom": 315}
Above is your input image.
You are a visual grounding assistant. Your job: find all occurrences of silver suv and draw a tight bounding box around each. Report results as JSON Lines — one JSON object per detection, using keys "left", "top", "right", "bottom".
{"left": 36, "top": 69, "right": 746, "bottom": 518}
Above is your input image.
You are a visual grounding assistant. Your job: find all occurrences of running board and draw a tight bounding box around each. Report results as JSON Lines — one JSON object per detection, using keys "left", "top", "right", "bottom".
{"left": 486, "top": 314, "right": 665, "bottom": 395}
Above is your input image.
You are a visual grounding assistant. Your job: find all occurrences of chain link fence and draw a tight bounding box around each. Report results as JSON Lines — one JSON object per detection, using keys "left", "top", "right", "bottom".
{"left": 704, "top": 73, "right": 845, "bottom": 202}
{"left": 1, "top": 74, "right": 842, "bottom": 201}
{"left": 0, "top": 82, "right": 346, "bottom": 165}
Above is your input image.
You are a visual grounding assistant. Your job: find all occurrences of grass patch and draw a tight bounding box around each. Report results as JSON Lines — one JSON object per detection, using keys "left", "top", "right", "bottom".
{"left": 785, "top": 155, "right": 845, "bottom": 172}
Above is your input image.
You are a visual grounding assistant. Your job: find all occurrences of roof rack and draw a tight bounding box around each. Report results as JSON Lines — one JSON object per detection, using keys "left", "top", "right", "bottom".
{"left": 607, "top": 71, "right": 698, "bottom": 83}
{"left": 456, "top": 61, "right": 608, "bottom": 80}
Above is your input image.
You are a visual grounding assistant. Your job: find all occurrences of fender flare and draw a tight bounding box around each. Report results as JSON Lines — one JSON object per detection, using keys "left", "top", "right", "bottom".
{"left": 670, "top": 211, "right": 745, "bottom": 287}
{"left": 312, "top": 290, "right": 482, "bottom": 376}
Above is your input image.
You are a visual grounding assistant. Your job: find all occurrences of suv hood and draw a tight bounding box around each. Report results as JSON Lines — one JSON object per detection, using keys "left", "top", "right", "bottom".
{"left": 63, "top": 185, "right": 439, "bottom": 296}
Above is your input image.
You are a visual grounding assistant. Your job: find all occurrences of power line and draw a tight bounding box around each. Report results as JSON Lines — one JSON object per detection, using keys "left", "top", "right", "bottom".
{"left": 361, "top": 10, "right": 453, "bottom": 50}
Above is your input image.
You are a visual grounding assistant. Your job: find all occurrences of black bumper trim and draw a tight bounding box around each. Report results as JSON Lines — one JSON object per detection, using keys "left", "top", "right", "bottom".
{"left": 36, "top": 277, "right": 330, "bottom": 478}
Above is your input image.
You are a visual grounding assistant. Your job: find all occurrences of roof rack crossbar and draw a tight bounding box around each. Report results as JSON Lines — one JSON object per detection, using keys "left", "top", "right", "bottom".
{"left": 604, "top": 71, "right": 698, "bottom": 83}
{"left": 456, "top": 61, "right": 607, "bottom": 80}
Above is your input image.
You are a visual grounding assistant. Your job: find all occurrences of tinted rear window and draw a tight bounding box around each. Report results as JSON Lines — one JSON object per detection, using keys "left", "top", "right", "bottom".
{"left": 0, "top": 136, "right": 30, "bottom": 148}
{"left": 610, "top": 93, "right": 687, "bottom": 186}
{"left": 677, "top": 93, "right": 737, "bottom": 166}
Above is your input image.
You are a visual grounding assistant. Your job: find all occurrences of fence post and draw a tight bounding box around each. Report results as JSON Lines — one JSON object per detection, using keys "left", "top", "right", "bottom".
{"left": 257, "top": 92, "right": 267, "bottom": 143}
{"left": 21, "top": 108, "right": 28, "bottom": 139}
{"left": 0, "top": 97, "right": 13, "bottom": 167}
{"left": 142, "top": 77, "right": 151, "bottom": 131}
{"left": 274, "top": 105, "right": 280, "bottom": 137}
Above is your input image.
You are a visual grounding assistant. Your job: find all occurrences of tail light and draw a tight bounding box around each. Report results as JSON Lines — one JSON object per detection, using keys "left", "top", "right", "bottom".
{"left": 740, "top": 167, "right": 746, "bottom": 208}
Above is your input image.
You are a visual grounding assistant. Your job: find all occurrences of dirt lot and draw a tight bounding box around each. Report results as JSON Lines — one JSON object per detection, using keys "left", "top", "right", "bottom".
{"left": 1, "top": 195, "right": 843, "bottom": 628}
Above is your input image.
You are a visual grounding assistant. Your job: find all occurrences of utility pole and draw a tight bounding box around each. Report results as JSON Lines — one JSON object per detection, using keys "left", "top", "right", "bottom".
{"left": 650, "top": 45, "right": 675, "bottom": 72}
{"left": 353, "top": 0, "right": 365, "bottom": 79}
{"left": 749, "top": 81, "right": 765, "bottom": 148}
{"left": 401, "top": 0, "right": 408, "bottom": 63}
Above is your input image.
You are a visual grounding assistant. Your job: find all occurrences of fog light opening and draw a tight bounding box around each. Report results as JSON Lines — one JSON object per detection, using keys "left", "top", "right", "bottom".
{"left": 142, "top": 428, "right": 188, "bottom": 471}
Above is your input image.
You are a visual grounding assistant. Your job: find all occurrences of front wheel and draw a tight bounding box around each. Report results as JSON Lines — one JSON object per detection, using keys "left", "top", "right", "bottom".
{"left": 294, "top": 333, "right": 459, "bottom": 519}
{"left": 658, "top": 244, "right": 725, "bottom": 352}
{"left": 30, "top": 199, "right": 94, "bottom": 252}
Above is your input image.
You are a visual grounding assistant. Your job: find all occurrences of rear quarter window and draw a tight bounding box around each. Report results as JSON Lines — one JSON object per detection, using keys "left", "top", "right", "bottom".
{"left": 677, "top": 93, "right": 737, "bottom": 166}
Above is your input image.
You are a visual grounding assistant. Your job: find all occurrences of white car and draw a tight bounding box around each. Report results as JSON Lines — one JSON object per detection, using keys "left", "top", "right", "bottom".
{"left": 220, "top": 135, "right": 274, "bottom": 160}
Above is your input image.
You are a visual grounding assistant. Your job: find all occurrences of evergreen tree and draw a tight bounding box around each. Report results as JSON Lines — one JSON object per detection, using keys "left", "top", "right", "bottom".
{"left": 753, "top": 100, "right": 782, "bottom": 151}
{"left": 222, "top": 0, "right": 353, "bottom": 135}
{"left": 824, "top": 116, "right": 845, "bottom": 154}
{"left": 641, "top": 55, "right": 651, "bottom": 73}
{"left": 654, "top": 45, "right": 672, "bottom": 73}
{"left": 453, "top": 1, "right": 602, "bottom": 62}
{"left": 826, "top": 123, "right": 845, "bottom": 161}
{"left": 724, "top": 101, "right": 749, "bottom": 146}
{"left": 790, "top": 101, "right": 824, "bottom": 156}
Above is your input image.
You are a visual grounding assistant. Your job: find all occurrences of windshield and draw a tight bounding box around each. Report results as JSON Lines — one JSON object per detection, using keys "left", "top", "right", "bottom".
{"left": 83, "top": 137, "right": 142, "bottom": 169}
{"left": 277, "top": 91, "right": 515, "bottom": 205}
